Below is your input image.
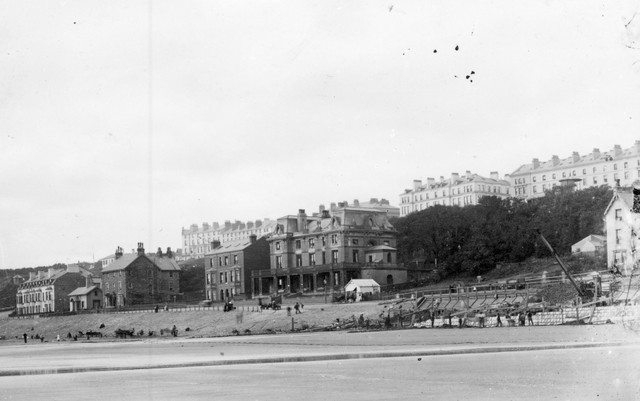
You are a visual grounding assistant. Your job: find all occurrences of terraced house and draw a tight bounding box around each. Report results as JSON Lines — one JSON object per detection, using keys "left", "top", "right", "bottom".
{"left": 101, "top": 243, "right": 180, "bottom": 308}
{"left": 252, "top": 204, "right": 407, "bottom": 298}
{"left": 15, "top": 264, "right": 92, "bottom": 315}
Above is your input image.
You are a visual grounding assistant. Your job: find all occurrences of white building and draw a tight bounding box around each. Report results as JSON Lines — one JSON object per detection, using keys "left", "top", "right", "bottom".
{"left": 603, "top": 189, "right": 639, "bottom": 275}
{"left": 181, "top": 219, "right": 276, "bottom": 260}
{"left": 399, "top": 171, "right": 511, "bottom": 216}
{"left": 510, "top": 141, "right": 640, "bottom": 200}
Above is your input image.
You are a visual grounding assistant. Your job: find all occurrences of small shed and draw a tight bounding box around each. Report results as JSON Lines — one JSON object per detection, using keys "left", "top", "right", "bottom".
{"left": 571, "top": 235, "right": 606, "bottom": 255}
{"left": 344, "top": 279, "right": 380, "bottom": 302}
{"left": 69, "top": 285, "right": 103, "bottom": 311}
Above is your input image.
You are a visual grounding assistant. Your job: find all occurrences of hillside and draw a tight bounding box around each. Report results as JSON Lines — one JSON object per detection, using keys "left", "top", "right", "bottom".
{"left": 0, "top": 301, "right": 389, "bottom": 342}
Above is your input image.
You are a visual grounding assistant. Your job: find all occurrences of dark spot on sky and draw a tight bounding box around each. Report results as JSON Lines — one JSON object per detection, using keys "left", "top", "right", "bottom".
{"left": 433, "top": 49, "right": 437, "bottom": 53}
{"left": 388, "top": 5, "right": 393, "bottom": 12}
{"left": 74, "top": 22, "right": 76, "bottom": 24}
{"left": 466, "top": 75, "right": 470, "bottom": 79}
{"left": 455, "top": 45, "right": 459, "bottom": 51}
{"left": 471, "top": 71, "right": 475, "bottom": 75}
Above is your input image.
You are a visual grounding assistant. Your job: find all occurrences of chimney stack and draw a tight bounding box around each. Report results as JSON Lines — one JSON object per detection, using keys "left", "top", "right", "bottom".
{"left": 490, "top": 171, "right": 499, "bottom": 180}
{"left": 86, "top": 274, "right": 93, "bottom": 287}
{"left": 427, "top": 177, "right": 435, "bottom": 186}
{"left": 593, "top": 148, "right": 601, "bottom": 159}
{"left": 250, "top": 234, "right": 257, "bottom": 244}
{"left": 166, "top": 247, "right": 173, "bottom": 258}
{"left": 572, "top": 152, "right": 580, "bottom": 163}
{"left": 137, "top": 242, "right": 145, "bottom": 256}
{"left": 532, "top": 158, "right": 540, "bottom": 169}
{"left": 212, "top": 240, "right": 221, "bottom": 249}
{"left": 156, "top": 247, "right": 163, "bottom": 257}
{"left": 353, "top": 199, "right": 360, "bottom": 207}
{"left": 115, "top": 246, "right": 123, "bottom": 260}
{"left": 321, "top": 210, "right": 331, "bottom": 218}
{"left": 297, "top": 209, "right": 307, "bottom": 233}
{"left": 614, "top": 144, "right": 622, "bottom": 156}
{"left": 552, "top": 155, "right": 560, "bottom": 166}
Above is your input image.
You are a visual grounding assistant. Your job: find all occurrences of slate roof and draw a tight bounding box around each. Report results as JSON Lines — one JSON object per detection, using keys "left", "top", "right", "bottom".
{"left": 208, "top": 238, "right": 255, "bottom": 255}
{"left": 101, "top": 253, "right": 180, "bottom": 273}
{"left": 68, "top": 285, "right": 101, "bottom": 296}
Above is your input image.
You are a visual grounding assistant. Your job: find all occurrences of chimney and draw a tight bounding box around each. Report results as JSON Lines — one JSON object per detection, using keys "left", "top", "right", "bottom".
{"left": 330, "top": 203, "right": 337, "bottom": 211}
{"left": 38, "top": 270, "right": 44, "bottom": 279}
{"left": 353, "top": 199, "right": 360, "bottom": 207}
{"left": 439, "top": 176, "right": 445, "bottom": 182}
{"left": 115, "top": 246, "right": 123, "bottom": 260}
{"left": 247, "top": 221, "right": 254, "bottom": 229}
{"left": 593, "top": 148, "right": 601, "bottom": 159}
{"left": 255, "top": 220, "right": 262, "bottom": 228}
{"left": 319, "top": 204, "right": 325, "bottom": 214}
{"left": 224, "top": 221, "right": 231, "bottom": 230}
{"left": 321, "top": 210, "right": 331, "bottom": 218}
{"left": 67, "top": 264, "right": 79, "bottom": 273}
{"left": 370, "top": 198, "right": 379, "bottom": 204}
{"left": 490, "top": 171, "right": 499, "bottom": 180}
{"left": 156, "top": 247, "right": 163, "bottom": 257}
{"left": 86, "top": 274, "right": 93, "bottom": 287}
{"left": 413, "top": 179, "right": 422, "bottom": 191}
{"left": 48, "top": 267, "right": 55, "bottom": 278}
{"left": 202, "top": 222, "right": 210, "bottom": 231}
{"left": 614, "top": 144, "right": 622, "bottom": 156}
{"left": 213, "top": 222, "right": 220, "bottom": 230}
{"left": 249, "top": 234, "right": 257, "bottom": 244}
{"left": 381, "top": 198, "right": 389, "bottom": 205}
{"left": 551, "top": 155, "right": 560, "bottom": 166}
{"left": 29, "top": 272, "right": 36, "bottom": 281}
{"left": 427, "top": 177, "right": 435, "bottom": 186}
{"left": 166, "top": 247, "right": 173, "bottom": 258}
{"left": 211, "top": 240, "right": 221, "bottom": 249}
{"left": 137, "top": 242, "right": 145, "bottom": 256}
{"left": 297, "top": 209, "right": 307, "bottom": 233}
{"left": 572, "top": 152, "right": 580, "bottom": 163}
{"left": 190, "top": 224, "right": 198, "bottom": 232}
{"left": 337, "top": 202, "right": 345, "bottom": 208}
{"left": 451, "top": 172, "right": 460, "bottom": 181}
{"left": 532, "top": 158, "right": 540, "bottom": 169}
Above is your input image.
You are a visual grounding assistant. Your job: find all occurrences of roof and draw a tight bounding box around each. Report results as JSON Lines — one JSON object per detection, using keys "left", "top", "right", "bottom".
{"left": 207, "top": 237, "right": 256, "bottom": 255}
{"left": 345, "top": 279, "right": 380, "bottom": 289}
{"left": 102, "top": 253, "right": 180, "bottom": 273}
{"left": 365, "top": 245, "right": 396, "bottom": 252}
{"left": 572, "top": 235, "right": 606, "bottom": 248}
{"left": 68, "top": 285, "right": 101, "bottom": 296}
{"left": 603, "top": 190, "right": 633, "bottom": 217}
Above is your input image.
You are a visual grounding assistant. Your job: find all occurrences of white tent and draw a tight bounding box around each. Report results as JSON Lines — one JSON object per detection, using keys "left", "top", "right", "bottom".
{"left": 344, "top": 279, "right": 380, "bottom": 301}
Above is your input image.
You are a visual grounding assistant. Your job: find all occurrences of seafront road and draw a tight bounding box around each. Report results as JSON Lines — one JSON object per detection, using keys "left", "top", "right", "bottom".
{"left": 0, "top": 325, "right": 639, "bottom": 400}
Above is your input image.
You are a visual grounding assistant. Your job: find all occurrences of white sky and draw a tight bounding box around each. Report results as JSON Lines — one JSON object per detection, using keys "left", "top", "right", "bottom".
{"left": 1, "top": 0, "right": 639, "bottom": 269}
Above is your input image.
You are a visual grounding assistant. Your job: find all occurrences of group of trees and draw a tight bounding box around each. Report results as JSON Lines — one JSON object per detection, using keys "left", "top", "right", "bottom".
{"left": 392, "top": 185, "right": 614, "bottom": 278}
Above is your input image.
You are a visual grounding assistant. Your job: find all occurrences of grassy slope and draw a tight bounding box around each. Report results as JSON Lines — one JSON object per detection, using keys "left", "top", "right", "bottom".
{"left": 0, "top": 302, "right": 390, "bottom": 341}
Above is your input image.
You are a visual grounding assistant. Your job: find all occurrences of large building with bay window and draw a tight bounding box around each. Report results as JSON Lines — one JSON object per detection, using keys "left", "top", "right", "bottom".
{"left": 252, "top": 205, "right": 408, "bottom": 298}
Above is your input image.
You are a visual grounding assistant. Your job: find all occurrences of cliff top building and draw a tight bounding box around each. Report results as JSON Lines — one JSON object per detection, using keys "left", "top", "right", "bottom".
{"left": 510, "top": 141, "right": 640, "bottom": 199}
{"left": 399, "top": 171, "right": 511, "bottom": 216}
{"left": 181, "top": 218, "right": 276, "bottom": 260}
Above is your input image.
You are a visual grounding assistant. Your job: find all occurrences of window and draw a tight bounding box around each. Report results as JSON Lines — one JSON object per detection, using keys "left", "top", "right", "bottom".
{"left": 169, "top": 272, "right": 173, "bottom": 278}
{"left": 552, "top": 173, "right": 556, "bottom": 179}
{"left": 224, "top": 256, "right": 228, "bottom": 266}
{"left": 616, "top": 229, "right": 622, "bottom": 245}
{"left": 230, "top": 271, "right": 234, "bottom": 282}
{"left": 276, "top": 256, "right": 282, "bottom": 269}
{"left": 235, "top": 270, "right": 240, "bottom": 282}
{"left": 614, "top": 164, "right": 618, "bottom": 170}
{"left": 615, "top": 209, "right": 622, "bottom": 221}
{"left": 309, "top": 253, "right": 316, "bottom": 265}
{"left": 331, "top": 234, "right": 338, "bottom": 245}
{"left": 331, "top": 250, "right": 339, "bottom": 263}
{"left": 322, "top": 236, "right": 326, "bottom": 247}
{"left": 384, "top": 240, "right": 390, "bottom": 246}
{"left": 322, "top": 252, "right": 326, "bottom": 264}
{"left": 275, "top": 242, "right": 281, "bottom": 251}
{"left": 296, "top": 254, "right": 302, "bottom": 267}
{"left": 352, "top": 239, "right": 359, "bottom": 246}
{"left": 387, "top": 253, "right": 392, "bottom": 263}
{"left": 352, "top": 250, "right": 359, "bottom": 263}
{"left": 218, "top": 257, "right": 222, "bottom": 266}
{"left": 532, "top": 176, "right": 537, "bottom": 182}
{"left": 224, "top": 272, "right": 228, "bottom": 283}
{"left": 233, "top": 255, "right": 238, "bottom": 264}
{"left": 219, "top": 272, "right": 224, "bottom": 283}
{"left": 625, "top": 162, "right": 629, "bottom": 169}
{"left": 295, "top": 240, "right": 301, "bottom": 249}
{"left": 542, "top": 175, "right": 546, "bottom": 181}
{"left": 308, "top": 238, "right": 315, "bottom": 248}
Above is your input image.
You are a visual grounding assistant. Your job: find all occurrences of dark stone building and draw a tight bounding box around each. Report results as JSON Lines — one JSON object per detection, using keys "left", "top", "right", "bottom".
{"left": 101, "top": 243, "right": 180, "bottom": 308}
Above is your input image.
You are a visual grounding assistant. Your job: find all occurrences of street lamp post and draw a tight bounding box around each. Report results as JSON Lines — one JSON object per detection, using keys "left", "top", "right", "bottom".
{"left": 324, "top": 279, "right": 327, "bottom": 304}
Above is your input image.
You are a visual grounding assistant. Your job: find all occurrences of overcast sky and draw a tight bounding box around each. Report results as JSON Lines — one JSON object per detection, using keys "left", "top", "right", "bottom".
{"left": 1, "top": 0, "right": 639, "bottom": 269}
